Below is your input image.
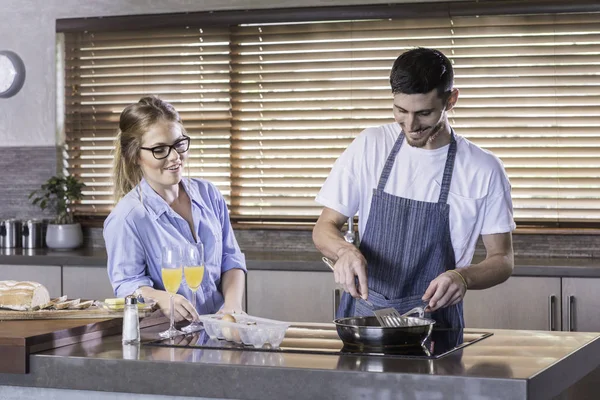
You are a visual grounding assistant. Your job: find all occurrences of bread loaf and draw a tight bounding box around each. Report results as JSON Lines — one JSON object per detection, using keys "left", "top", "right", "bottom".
{"left": 0, "top": 280, "right": 51, "bottom": 311}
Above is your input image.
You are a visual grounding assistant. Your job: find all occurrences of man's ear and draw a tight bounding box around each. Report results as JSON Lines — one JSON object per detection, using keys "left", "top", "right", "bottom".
{"left": 445, "top": 88, "right": 459, "bottom": 111}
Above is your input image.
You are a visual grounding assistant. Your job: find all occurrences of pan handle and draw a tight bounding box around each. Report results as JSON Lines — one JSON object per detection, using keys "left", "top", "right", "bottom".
{"left": 548, "top": 295, "right": 556, "bottom": 331}
{"left": 333, "top": 289, "right": 341, "bottom": 319}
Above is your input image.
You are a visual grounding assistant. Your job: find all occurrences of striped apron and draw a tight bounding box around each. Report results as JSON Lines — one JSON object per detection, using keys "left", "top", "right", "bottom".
{"left": 337, "top": 131, "right": 464, "bottom": 329}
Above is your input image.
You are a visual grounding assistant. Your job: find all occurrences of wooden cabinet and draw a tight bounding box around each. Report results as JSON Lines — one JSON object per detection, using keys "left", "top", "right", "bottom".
{"left": 246, "top": 270, "right": 337, "bottom": 323}
{"left": 561, "top": 277, "right": 600, "bottom": 332}
{"left": 0, "top": 264, "right": 62, "bottom": 298}
{"left": 463, "top": 276, "right": 561, "bottom": 331}
{"left": 465, "top": 276, "right": 600, "bottom": 332}
{"left": 62, "top": 266, "right": 115, "bottom": 300}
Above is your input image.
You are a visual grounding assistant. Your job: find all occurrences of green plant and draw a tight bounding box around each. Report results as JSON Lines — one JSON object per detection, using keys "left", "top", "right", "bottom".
{"left": 29, "top": 175, "right": 85, "bottom": 224}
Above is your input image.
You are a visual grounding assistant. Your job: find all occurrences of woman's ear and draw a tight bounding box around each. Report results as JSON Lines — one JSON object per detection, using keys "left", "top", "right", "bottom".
{"left": 445, "top": 88, "right": 459, "bottom": 111}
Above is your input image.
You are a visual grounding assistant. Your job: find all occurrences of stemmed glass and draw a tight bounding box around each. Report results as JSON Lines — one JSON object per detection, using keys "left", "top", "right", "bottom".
{"left": 159, "top": 245, "right": 184, "bottom": 338}
{"left": 182, "top": 242, "right": 205, "bottom": 333}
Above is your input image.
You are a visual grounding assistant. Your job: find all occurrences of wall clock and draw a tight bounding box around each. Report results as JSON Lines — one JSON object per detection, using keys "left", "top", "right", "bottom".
{"left": 0, "top": 51, "right": 26, "bottom": 98}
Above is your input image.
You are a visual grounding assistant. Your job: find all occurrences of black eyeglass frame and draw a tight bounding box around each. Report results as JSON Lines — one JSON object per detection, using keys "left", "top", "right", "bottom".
{"left": 140, "top": 136, "right": 191, "bottom": 160}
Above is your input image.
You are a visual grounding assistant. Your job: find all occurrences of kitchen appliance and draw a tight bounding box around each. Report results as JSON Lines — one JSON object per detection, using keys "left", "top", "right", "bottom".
{"left": 22, "top": 219, "right": 44, "bottom": 249}
{"left": 1, "top": 219, "right": 22, "bottom": 248}
{"left": 334, "top": 315, "right": 436, "bottom": 352}
{"left": 145, "top": 326, "right": 492, "bottom": 360}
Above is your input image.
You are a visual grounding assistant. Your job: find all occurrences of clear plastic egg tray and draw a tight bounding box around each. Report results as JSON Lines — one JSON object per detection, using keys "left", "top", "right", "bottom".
{"left": 198, "top": 314, "right": 290, "bottom": 348}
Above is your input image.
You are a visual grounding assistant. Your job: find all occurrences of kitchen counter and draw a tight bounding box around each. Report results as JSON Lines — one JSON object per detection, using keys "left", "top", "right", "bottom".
{"left": 3, "top": 247, "right": 600, "bottom": 277}
{"left": 0, "top": 322, "right": 598, "bottom": 400}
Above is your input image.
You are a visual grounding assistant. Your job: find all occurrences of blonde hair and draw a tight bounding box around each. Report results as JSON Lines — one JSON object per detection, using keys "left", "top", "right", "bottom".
{"left": 112, "top": 96, "right": 186, "bottom": 201}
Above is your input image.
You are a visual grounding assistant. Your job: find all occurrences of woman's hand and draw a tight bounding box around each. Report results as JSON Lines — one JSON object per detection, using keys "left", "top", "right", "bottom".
{"left": 140, "top": 287, "right": 200, "bottom": 322}
{"left": 217, "top": 303, "right": 246, "bottom": 315}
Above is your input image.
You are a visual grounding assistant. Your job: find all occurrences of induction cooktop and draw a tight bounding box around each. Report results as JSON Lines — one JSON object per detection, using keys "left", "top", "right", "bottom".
{"left": 145, "top": 327, "right": 492, "bottom": 360}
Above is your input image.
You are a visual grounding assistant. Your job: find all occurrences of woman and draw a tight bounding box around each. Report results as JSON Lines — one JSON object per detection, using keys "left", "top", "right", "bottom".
{"left": 104, "top": 96, "right": 246, "bottom": 322}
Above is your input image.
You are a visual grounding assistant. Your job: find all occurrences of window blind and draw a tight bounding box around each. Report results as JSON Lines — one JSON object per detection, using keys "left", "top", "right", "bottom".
{"left": 64, "top": 27, "right": 232, "bottom": 214}
{"left": 63, "top": 11, "right": 600, "bottom": 223}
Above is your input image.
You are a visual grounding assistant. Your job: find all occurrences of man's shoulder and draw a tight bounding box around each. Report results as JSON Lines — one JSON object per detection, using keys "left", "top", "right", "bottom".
{"left": 360, "top": 122, "right": 399, "bottom": 138}
{"left": 354, "top": 122, "right": 400, "bottom": 150}
{"left": 455, "top": 134, "right": 505, "bottom": 171}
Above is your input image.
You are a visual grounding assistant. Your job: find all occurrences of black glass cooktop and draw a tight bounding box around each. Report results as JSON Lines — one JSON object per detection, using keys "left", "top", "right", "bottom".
{"left": 145, "top": 327, "right": 492, "bottom": 360}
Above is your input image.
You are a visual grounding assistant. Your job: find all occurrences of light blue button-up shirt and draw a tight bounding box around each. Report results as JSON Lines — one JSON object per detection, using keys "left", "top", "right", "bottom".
{"left": 103, "top": 177, "right": 246, "bottom": 314}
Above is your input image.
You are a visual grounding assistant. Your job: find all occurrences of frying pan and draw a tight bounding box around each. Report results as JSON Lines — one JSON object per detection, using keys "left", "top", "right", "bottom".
{"left": 334, "top": 314, "right": 435, "bottom": 353}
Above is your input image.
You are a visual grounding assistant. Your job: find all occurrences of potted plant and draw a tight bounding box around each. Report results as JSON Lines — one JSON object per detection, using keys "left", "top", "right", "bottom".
{"left": 29, "top": 175, "right": 86, "bottom": 249}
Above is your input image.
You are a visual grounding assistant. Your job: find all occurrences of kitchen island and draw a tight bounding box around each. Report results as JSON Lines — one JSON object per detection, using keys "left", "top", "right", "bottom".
{"left": 0, "top": 321, "right": 598, "bottom": 400}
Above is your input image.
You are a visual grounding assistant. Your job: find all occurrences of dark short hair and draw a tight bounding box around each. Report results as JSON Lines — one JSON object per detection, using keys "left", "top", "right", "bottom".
{"left": 389, "top": 47, "right": 454, "bottom": 98}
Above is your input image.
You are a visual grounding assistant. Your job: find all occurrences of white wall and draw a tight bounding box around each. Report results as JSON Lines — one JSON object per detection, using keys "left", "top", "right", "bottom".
{"left": 0, "top": 0, "right": 461, "bottom": 147}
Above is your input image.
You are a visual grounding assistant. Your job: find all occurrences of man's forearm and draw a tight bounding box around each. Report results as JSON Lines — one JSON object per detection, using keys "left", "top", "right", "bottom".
{"left": 313, "top": 218, "right": 357, "bottom": 261}
{"left": 459, "top": 253, "right": 514, "bottom": 290}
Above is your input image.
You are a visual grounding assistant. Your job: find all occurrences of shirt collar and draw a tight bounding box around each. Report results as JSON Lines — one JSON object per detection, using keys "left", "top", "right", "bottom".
{"left": 137, "top": 177, "right": 203, "bottom": 220}
{"left": 138, "top": 178, "right": 170, "bottom": 219}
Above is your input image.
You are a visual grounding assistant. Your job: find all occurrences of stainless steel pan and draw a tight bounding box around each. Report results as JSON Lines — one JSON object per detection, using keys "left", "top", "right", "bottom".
{"left": 334, "top": 315, "right": 435, "bottom": 353}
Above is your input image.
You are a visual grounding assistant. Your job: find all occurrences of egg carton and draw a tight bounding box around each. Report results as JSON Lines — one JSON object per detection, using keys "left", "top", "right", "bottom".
{"left": 198, "top": 314, "right": 290, "bottom": 348}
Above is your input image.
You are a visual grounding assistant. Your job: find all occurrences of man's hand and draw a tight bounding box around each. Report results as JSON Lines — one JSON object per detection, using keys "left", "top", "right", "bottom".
{"left": 313, "top": 207, "right": 369, "bottom": 300}
{"left": 422, "top": 270, "right": 467, "bottom": 312}
{"left": 334, "top": 246, "right": 369, "bottom": 300}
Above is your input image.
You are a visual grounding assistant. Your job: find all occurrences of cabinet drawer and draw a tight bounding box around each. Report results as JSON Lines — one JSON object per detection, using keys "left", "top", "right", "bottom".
{"left": 63, "top": 266, "right": 114, "bottom": 300}
{"left": 0, "top": 264, "right": 61, "bottom": 298}
{"left": 562, "top": 277, "right": 600, "bottom": 333}
{"left": 247, "top": 270, "right": 336, "bottom": 323}
{"left": 464, "top": 276, "right": 561, "bottom": 331}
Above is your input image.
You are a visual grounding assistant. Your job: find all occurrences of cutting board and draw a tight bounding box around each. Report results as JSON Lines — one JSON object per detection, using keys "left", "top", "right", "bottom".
{"left": 0, "top": 312, "right": 167, "bottom": 374}
{"left": 0, "top": 306, "right": 154, "bottom": 320}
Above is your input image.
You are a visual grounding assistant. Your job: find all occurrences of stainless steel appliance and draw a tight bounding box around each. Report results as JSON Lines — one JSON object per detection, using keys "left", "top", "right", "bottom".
{"left": 2, "top": 219, "right": 22, "bottom": 248}
{"left": 22, "top": 219, "right": 44, "bottom": 249}
{"left": 146, "top": 325, "right": 492, "bottom": 360}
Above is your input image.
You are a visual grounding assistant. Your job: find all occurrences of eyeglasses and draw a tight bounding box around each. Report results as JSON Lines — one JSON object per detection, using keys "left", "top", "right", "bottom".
{"left": 140, "top": 136, "right": 191, "bottom": 160}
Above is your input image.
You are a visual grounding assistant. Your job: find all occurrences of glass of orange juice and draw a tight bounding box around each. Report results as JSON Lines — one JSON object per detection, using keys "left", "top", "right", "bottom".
{"left": 182, "top": 242, "right": 205, "bottom": 333}
{"left": 159, "top": 245, "right": 184, "bottom": 338}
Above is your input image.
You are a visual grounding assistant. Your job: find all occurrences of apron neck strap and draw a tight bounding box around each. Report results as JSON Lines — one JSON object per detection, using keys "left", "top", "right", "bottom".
{"left": 376, "top": 132, "right": 405, "bottom": 191}
{"left": 438, "top": 130, "right": 457, "bottom": 204}
{"left": 376, "top": 129, "right": 458, "bottom": 205}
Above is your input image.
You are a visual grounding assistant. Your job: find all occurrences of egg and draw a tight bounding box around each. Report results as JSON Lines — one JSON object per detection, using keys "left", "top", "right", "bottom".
{"left": 220, "top": 313, "right": 240, "bottom": 342}
{"left": 221, "top": 313, "right": 236, "bottom": 323}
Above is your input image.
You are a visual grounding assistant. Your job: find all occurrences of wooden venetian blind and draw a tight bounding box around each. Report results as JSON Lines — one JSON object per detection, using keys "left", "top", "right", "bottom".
{"left": 64, "top": 27, "right": 232, "bottom": 214}
{"left": 229, "top": 13, "right": 600, "bottom": 222}
{"left": 64, "top": 11, "right": 600, "bottom": 222}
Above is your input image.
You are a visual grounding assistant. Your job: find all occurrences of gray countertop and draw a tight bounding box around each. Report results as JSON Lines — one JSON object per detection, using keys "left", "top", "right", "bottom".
{"left": 1, "top": 322, "right": 599, "bottom": 400}
{"left": 2, "top": 247, "right": 600, "bottom": 277}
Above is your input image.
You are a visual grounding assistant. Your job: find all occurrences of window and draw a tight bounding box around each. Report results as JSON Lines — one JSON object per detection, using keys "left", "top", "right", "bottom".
{"left": 63, "top": 11, "right": 600, "bottom": 224}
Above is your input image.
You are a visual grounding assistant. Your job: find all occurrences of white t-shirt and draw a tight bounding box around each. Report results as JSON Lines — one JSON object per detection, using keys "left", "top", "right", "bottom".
{"left": 315, "top": 122, "right": 516, "bottom": 268}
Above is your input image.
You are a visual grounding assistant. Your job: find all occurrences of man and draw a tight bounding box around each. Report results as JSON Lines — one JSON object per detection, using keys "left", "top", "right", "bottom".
{"left": 313, "top": 47, "right": 515, "bottom": 328}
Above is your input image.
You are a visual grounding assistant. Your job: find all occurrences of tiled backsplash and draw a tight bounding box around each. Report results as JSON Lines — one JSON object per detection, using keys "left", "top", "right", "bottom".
{"left": 4, "top": 146, "right": 600, "bottom": 258}
{"left": 0, "top": 147, "right": 57, "bottom": 220}
{"left": 85, "top": 225, "right": 600, "bottom": 259}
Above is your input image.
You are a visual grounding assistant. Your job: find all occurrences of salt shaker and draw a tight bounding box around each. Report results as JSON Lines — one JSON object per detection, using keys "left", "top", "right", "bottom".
{"left": 122, "top": 295, "right": 140, "bottom": 344}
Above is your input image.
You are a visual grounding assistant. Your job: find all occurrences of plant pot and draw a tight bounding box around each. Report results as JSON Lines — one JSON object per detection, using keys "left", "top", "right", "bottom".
{"left": 45, "top": 223, "right": 83, "bottom": 250}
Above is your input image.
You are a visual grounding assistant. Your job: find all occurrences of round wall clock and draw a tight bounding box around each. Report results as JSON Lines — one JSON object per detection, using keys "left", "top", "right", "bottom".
{"left": 0, "top": 51, "right": 26, "bottom": 98}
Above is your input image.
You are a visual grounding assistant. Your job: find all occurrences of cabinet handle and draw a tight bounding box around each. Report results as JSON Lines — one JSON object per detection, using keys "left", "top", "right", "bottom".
{"left": 567, "top": 295, "right": 575, "bottom": 332}
{"left": 548, "top": 295, "right": 556, "bottom": 331}
{"left": 333, "top": 289, "right": 341, "bottom": 319}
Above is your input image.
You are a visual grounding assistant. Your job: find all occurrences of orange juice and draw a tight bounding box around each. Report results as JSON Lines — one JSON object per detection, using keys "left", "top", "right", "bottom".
{"left": 162, "top": 268, "right": 182, "bottom": 294}
{"left": 184, "top": 265, "right": 205, "bottom": 291}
